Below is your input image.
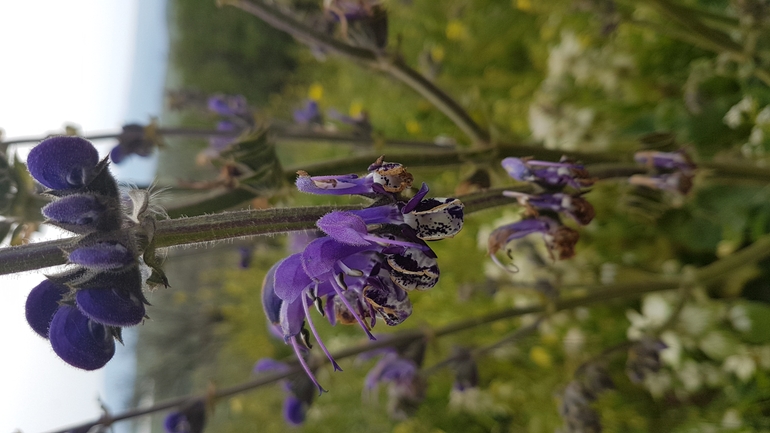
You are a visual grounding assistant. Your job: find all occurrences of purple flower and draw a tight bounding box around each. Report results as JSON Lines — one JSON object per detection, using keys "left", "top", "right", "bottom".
{"left": 328, "top": 108, "right": 373, "bottom": 137}
{"left": 27, "top": 136, "right": 100, "bottom": 190}
{"left": 629, "top": 171, "right": 694, "bottom": 195}
{"left": 254, "top": 358, "right": 316, "bottom": 426}
{"left": 501, "top": 157, "right": 593, "bottom": 190}
{"left": 634, "top": 150, "right": 695, "bottom": 172}
{"left": 503, "top": 191, "right": 595, "bottom": 226}
{"left": 109, "top": 124, "right": 157, "bottom": 164}
{"left": 296, "top": 157, "right": 414, "bottom": 196}
{"left": 164, "top": 400, "right": 206, "bottom": 433}
{"left": 68, "top": 241, "right": 135, "bottom": 271}
{"left": 41, "top": 193, "right": 122, "bottom": 234}
{"left": 25, "top": 280, "right": 69, "bottom": 338}
{"left": 293, "top": 100, "right": 323, "bottom": 126}
{"left": 488, "top": 217, "right": 580, "bottom": 266}
{"left": 363, "top": 343, "right": 426, "bottom": 420}
{"left": 48, "top": 305, "right": 116, "bottom": 371}
{"left": 75, "top": 285, "right": 146, "bottom": 327}
{"left": 208, "top": 94, "right": 250, "bottom": 117}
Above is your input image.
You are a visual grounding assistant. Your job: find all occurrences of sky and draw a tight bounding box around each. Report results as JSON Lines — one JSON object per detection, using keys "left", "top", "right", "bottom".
{"left": 0, "top": 2, "right": 152, "bottom": 432}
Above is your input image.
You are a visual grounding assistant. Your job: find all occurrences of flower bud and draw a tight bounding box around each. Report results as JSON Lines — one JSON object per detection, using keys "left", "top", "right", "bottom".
{"left": 75, "top": 286, "right": 146, "bottom": 327}
{"left": 48, "top": 305, "right": 116, "bottom": 370}
{"left": 68, "top": 241, "right": 135, "bottom": 271}
{"left": 27, "top": 136, "right": 100, "bottom": 190}
{"left": 25, "top": 280, "right": 69, "bottom": 338}
{"left": 41, "top": 193, "right": 121, "bottom": 234}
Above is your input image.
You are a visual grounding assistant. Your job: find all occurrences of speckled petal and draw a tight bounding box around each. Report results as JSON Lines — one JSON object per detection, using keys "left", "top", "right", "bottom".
{"left": 403, "top": 197, "right": 464, "bottom": 240}
{"left": 386, "top": 247, "right": 439, "bottom": 291}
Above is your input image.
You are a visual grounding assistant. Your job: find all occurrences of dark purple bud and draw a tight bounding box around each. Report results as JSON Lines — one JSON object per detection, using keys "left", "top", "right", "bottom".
{"left": 238, "top": 246, "right": 253, "bottom": 269}
{"left": 69, "top": 241, "right": 135, "bottom": 271}
{"left": 25, "top": 280, "right": 69, "bottom": 338}
{"left": 283, "top": 396, "right": 306, "bottom": 426}
{"left": 48, "top": 305, "right": 116, "bottom": 370}
{"left": 75, "top": 287, "right": 146, "bottom": 327}
{"left": 27, "top": 136, "right": 100, "bottom": 190}
{"left": 41, "top": 193, "right": 121, "bottom": 233}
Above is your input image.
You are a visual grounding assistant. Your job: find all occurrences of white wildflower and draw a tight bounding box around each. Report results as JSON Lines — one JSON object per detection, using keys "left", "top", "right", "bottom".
{"left": 723, "top": 354, "right": 756, "bottom": 382}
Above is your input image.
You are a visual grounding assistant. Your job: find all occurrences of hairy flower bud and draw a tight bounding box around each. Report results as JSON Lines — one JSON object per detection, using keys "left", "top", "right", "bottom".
{"left": 48, "top": 305, "right": 116, "bottom": 370}
{"left": 27, "top": 136, "right": 100, "bottom": 190}
{"left": 41, "top": 193, "right": 122, "bottom": 234}
{"left": 25, "top": 280, "right": 69, "bottom": 338}
{"left": 68, "top": 241, "right": 135, "bottom": 271}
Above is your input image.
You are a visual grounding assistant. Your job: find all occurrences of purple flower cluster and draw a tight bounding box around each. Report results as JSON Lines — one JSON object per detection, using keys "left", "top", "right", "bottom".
{"left": 489, "top": 157, "right": 595, "bottom": 267}
{"left": 262, "top": 158, "right": 463, "bottom": 392}
{"left": 630, "top": 150, "right": 696, "bottom": 194}
{"left": 24, "top": 136, "right": 149, "bottom": 370}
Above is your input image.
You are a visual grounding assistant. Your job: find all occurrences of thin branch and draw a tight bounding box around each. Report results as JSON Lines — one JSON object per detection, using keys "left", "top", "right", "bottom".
{"left": 223, "top": 0, "right": 491, "bottom": 144}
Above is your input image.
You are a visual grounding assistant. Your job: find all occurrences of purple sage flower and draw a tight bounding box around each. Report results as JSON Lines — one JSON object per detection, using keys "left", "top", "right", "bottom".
{"left": 363, "top": 344, "right": 426, "bottom": 420}
{"left": 208, "top": 94, "right": 250, "bottom": 117}
{"left": 68, "top": 241, "right": 135, "bottom": 271}
{"left": 634, "top": 150, "right": 695, "bottom": 172}
{"left": 41, "top": 193, "right": 122, "bottom": 234}
{"left": 164, "top": 400, "right": 206, "bottom": 433}
{"left": 488, "top": 217, "right": 580, "bottom": 267}
{"left": 296, "top": 157, "right": 414, "bottom": 196}
{"left": 293, "top": 100, "right": 323, "bottom": 126}
{"left": 109, "top": 124, "right": 157, "bottom": 164}
{"left": 48, "top": 305, "right": 116, "bottom": 370}
{"left": 27, "top": 136, "right": 100, "bottom": 190}
{"left": 25, "top": 280, "right": 69, "bottom": 338}
{"left": 503, "top": 191, "right": 595, "bottom": 226}
{"left": 501, "top": 156, "right": 594, "bottom": 190}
